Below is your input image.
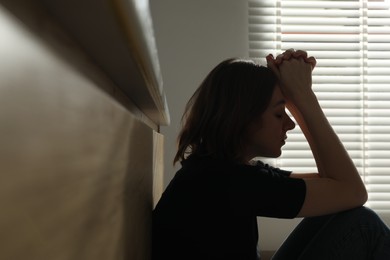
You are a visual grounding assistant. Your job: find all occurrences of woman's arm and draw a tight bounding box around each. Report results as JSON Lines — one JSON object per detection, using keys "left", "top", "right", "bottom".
{"left": 290, "top": 173, "right": 319, "bottom": 179}
{"left": 267, "top": 51, "right": 367, "bottom": 217}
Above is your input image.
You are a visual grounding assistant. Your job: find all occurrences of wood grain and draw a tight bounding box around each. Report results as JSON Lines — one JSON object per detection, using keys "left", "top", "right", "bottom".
{"left": 0, "top": 4, "right": 161, "bottom": 259}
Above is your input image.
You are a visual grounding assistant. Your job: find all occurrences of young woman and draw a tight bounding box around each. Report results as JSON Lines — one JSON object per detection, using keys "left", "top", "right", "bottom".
{"left": 152, "top": 50, "right": 390, "bottom": 259}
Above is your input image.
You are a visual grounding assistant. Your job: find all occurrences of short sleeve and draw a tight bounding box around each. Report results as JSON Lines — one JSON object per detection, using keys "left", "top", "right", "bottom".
{"left": 228, "top": 164, "right": 306, "bottom": 219}
{"left": 255, "top": 160, "right": 292, "bottom": 177}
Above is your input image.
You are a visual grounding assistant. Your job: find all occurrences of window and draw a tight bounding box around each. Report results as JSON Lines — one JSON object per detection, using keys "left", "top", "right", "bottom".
{"left": 248, "top": 0, "right": 390, "bottom": 214}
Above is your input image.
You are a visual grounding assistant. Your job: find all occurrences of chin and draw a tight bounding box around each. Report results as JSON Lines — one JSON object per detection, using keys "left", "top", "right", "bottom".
{"left": 269, "top": 148, "right": 282, "bottom": 156}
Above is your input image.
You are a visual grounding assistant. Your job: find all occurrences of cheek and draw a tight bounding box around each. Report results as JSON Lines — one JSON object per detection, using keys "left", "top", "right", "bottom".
{"left": 245, "top": 117, "right": 263, "bottom": 136}
{"left": 243, "top": 122, "right": 264, "bottom": 145}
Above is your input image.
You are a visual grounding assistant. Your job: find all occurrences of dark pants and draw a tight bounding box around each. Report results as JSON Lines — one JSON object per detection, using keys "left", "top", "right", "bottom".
{"left": 272, "top": 207, "right": 390, "bottom": 260}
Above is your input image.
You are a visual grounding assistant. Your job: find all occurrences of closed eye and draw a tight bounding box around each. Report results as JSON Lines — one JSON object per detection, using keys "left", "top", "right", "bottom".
{"left": 276, "top": 108, "right": 290, "bottom": 119}
{"left": 276, "top": 110, "right": 287, "bottom": 118}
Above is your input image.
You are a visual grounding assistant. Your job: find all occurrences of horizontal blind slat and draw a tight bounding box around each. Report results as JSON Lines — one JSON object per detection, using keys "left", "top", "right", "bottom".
{"left": 248, "top": 0, "right": 390, "bottom": 212}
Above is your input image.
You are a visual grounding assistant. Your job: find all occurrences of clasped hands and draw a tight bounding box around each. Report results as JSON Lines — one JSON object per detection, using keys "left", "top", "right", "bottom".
{"left": 265, "top": 49, "right": 317, "bottom": 105}
{"left": 266, "top": 48, "right": 316, "bottom": 69}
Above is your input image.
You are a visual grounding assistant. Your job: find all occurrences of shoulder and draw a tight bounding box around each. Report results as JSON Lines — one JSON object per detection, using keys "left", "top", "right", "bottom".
{"left": 179, "top": 156, "right": 292, "bottom": 180}
{"left": 251, "top": 160, "right": 292, "bottom": 177}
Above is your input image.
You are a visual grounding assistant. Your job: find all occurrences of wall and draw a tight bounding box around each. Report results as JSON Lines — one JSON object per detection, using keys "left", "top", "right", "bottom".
{"left": 150, "top": 0, "right": 249, "bottom": 184}
{"left": 150, "top": 0, "right": 301, "bottom": 252}
{"left": 0, "top": 2, "right": 163, "bottom": 259}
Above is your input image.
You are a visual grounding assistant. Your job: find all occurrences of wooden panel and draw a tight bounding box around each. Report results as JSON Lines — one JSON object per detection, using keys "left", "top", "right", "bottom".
{"left": 0, "top": 5, "right": 156, "bottom": 259}
{"left": 153, "top": 132, "right": 164, "bottom": 208}
{"left": 41, "top": 0, "right": 170, "bottom": 125}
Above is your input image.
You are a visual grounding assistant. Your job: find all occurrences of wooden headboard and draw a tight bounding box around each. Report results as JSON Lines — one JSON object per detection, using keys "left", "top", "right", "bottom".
{"left": 0, "top": 0, "right": 167, "bottom": 259}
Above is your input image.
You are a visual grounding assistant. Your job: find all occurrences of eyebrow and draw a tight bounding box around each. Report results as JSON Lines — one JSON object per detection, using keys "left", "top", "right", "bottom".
{"left": 273, "top": 99, "right": 286, "bottom": 107}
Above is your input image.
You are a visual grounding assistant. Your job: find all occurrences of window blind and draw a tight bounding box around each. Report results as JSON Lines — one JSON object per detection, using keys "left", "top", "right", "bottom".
{"left": 248, "top": 0, "right": 390, "bottom": 213}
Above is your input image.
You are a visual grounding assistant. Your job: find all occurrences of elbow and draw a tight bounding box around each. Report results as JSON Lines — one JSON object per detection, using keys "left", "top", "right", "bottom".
{"left": 357, "top": 185, "right": 368, "bottom": 206}
{"left": 362, "top": 189, "right": 368, "bottom": 205}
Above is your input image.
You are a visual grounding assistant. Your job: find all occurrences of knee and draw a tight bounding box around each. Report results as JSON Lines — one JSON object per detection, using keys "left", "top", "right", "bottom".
{"left": 343, "top": 206, "right": 389, "bottom": 233}
{"left": 343, "top": 206, "right": 377, "bottom": 221}
{"left": 349, "top": 206, "right": 379, "bottom": 220}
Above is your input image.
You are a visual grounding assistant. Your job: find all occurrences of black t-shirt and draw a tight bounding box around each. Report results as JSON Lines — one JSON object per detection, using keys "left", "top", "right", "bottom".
{"left": 152, "top": 155, "right": 306, "bottom": 260}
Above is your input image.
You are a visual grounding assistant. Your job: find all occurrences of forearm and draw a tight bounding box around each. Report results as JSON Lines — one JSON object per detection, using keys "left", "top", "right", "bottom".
{"left": 267, "top": 50, "right": 367, "bottom": 215}
{"left": 289, "top": 92, "right": 363, "bottom": 188}
{"left": 287, "top": 98, "right": 327, "bottom": 178}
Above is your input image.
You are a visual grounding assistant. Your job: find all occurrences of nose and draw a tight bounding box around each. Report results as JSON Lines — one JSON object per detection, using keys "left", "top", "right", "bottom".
{"left": 284, "top": 115, "right": 296, "bottom": 131}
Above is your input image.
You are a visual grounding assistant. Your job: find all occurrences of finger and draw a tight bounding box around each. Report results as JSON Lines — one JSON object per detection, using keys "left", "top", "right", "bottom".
{"left": 291, "top": 50, "right": 316, "bottom": 69}
{"left": 266, "top": 54, "right": 280, "bottom": 77}
{"left": 281, "top": 48, "right": 296, "bottom": 60}
{"left": 282, "top": 51, "right": 293, "bottom": 60}
{"left": 284, "top": 48, "right": 295, "bottom": 54}
{"left": 305, "top": 56, "right": 317, "bottom": 70}
{"left": 292, "top": 50, "right": 308, "bottom": 59}
{"left": 275, "top": 53, "right": 284, "bottom": 65}
{"left": 266, "top": 54, "right": 276, "bottom": 67}
{"left": 266, "top": 53, "right": 274, "bottom": 61}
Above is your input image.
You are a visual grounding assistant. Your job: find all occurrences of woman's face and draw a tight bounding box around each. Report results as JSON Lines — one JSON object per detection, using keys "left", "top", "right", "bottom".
{"left": 243, "top": 86, "right": 295, "bottom": 161}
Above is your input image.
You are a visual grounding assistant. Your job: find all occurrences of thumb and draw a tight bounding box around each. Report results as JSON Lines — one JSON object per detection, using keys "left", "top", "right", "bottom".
{"left": 305, "top": 56, "right": 317, "bottom": 70}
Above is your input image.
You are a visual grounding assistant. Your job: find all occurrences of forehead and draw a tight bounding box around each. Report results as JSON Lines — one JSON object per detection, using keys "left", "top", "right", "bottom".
{"left": 269, "top": 86, "right": 285, "bottom": 107}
